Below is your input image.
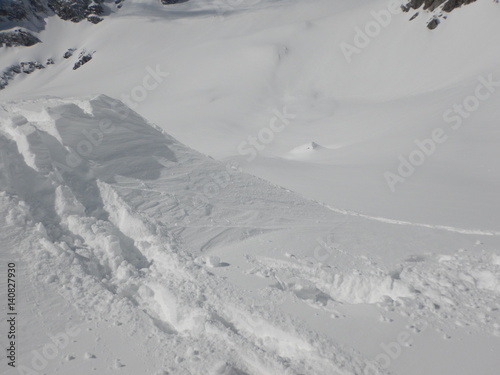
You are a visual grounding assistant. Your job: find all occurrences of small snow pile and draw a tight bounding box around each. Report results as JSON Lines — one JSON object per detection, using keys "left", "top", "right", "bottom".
{"left": 205, "top": 255, "right": 221, "bottom": 268}
{"left": 285, "top": 142, "right": 327, "bottom": 160}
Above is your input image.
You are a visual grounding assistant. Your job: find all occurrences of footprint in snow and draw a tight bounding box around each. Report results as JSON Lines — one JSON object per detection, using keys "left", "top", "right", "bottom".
{"left": 84, "top": 352, "right": 96, "bottom": 359}
{"left": 113, "top": 359, "right": 125, "bottom": 369}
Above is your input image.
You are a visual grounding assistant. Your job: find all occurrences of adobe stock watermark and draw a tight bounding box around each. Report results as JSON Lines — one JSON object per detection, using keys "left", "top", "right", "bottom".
{"left": 52, "top": 65, "right": 169, "bottom": 178}
{"left": 120, "top": 65, "right": 169, "bottom": 110}
{"left": 340, "top": 0, "right": 403, "bottom": 63}
{"left": 363, "top": 315, "right": 430, "bottom": 374}
{"left": 15, "top": 324, "right": 81, "bottom": 375}
{"left": 237, "top": 106, "right": 297, "bottom": 162}
{"left": 384, "top": 74, "right": 499, "bottom": 193}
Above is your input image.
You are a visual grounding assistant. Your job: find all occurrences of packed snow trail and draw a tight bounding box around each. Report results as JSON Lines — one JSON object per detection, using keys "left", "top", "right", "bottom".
{"left": 325, "top": 205, "right": 500, "bottom": 236}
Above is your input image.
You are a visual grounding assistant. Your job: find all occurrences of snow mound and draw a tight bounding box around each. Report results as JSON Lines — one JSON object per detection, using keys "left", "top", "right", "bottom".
{"left": 285, "top": 142, "right": 327, "bottom": 160}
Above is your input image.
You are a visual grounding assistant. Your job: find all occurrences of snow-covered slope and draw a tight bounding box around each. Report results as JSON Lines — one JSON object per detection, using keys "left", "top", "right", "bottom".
{"left": 1, "top": 0, "right": 499, "bottom": 230}
{"left": 1, "top": 0, "right": 499, "bottom": 374}
{"left": 0, "top": 96, "right": 499, "bottom": 374}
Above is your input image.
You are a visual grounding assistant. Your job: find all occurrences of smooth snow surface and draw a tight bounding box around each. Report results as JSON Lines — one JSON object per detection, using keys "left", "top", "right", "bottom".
{"left": 1, "top": 0, "right": 499, "bottom": 230}
{"left": 0, "top": 0, "right": 499, "bottom": 374}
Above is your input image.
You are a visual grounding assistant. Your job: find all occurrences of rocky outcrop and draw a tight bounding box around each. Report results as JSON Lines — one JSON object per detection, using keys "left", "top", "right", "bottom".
{"left": 0, "top": 0, "right": 46, "bottom": 22}
{"left": 63, "top": 48, "right": 76, "bottom": 58}
{"left": 427, "top": 16, "right": 441, "bottom": 29}
{"left": 87, "top": 14, "right": 103, "bottom": 23}
{"left": 0, "top": 0, "right": 108, "bottom": 46}
{"left": 73, "top": 51, "right": 93, "bottom": 70}
{"left": 0, "top": 0, "right": 183, "bottom": 42}
{"left": 0, "top": 46, "right": 95, "bottom": 90}
{"left": 403, "top": 0, "right": 477, "bottom": 13}
{"left": 47, "top": 0, "right": 104, "bottom": 23}
{"left": 0, "top": 61, "right": 45, "bottom": 90}
{"left": 441, "top": 0, "right": 478, "bottom": 12}
{"left": 403, "top": 0, "right": 482, "bottom": 29}
{"left": 0, "top": 28, "right": 41, "bottom": 47}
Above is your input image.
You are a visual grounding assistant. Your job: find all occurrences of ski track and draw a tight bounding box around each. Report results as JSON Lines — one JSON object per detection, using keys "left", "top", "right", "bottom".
{"left": 325, "top": 205, "right": 500, "bottom": 237}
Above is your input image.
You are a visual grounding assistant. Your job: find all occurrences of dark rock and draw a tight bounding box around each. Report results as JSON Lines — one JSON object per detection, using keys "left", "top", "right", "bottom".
{"left": 403, "top": 0, "right": 425, "bottom": 11}
{"left": 0, "top": 61, "right": 45, "bottom": 90}
{"left": 20, "top": 61, "right": 45, "bottom": 73}
{"left": 403, "top": 0, "right": 483, "bottom": 30}
{"left": 48, "top": 0, "right": 91, "bottom": 22}
{"left": 46, "top": 58, "right": 54, "bottom": 64}
{"left": 47, "top": 0, "right": 107, "bottom": 22}
{"left": 427, "top": 17, "right": 440, "bottom": 29}
{"left": 426, "top": 0, "right": 446, "bottom": 11}
{"left": 0, "top": 0, "right": 47, "bottom": 31}
{"left": 442, "top": 0, "right": 477, "bottom": 12}
{"left": 0, "top": 0, "right": 110, "bottom": 36}
{"left": 63, "top": 48, "right": 76, "bottom": 58}
{"left": 403, "top": 0, "right": 477, "bottom": 12}
{"left": 0, "top": 0, "right": 29, "bottom": 20}
{"left": 409, "top": 12, "right": 419, "bottom": 20}
{"left": 87, "top": 2, "right": 104, "bottom": 15}
{"left": 0, "top": 28, "right": 41, "bottom": 47}
{"left": 87, "top": 15, "right": 103, "bottom": 24}
{"left": 73, "top": 52, "right": 93, "bottom": 70}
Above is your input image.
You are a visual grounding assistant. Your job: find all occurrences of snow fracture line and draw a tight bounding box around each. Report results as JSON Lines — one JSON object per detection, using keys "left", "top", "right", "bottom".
{"left": 114, "top": 184, "right": 500, "bottom": 235}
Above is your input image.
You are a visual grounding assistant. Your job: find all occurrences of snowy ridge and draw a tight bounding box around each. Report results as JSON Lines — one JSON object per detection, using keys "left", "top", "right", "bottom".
{"left": 0, "top": 96, "right": 375, "bottom": 374}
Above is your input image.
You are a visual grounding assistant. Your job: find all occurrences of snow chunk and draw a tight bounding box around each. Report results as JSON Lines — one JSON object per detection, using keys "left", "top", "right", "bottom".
{"left": 205, "top": 255, "right": 221, "bottom": 268}
{"left": 55, "top": 185, "right": 86, "bottom": 217}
